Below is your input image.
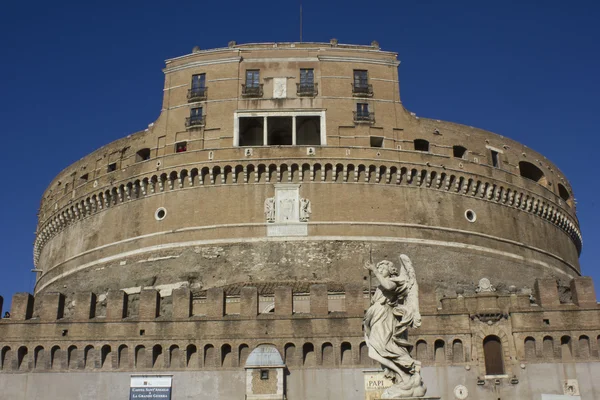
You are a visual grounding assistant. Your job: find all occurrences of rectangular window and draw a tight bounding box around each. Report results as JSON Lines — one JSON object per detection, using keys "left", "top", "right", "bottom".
{"left": 176, "top": 141, "right": 187, "bottom": 153}
{"left": 192, "top": 73, "right": 206, "bottom": 89}
{"left": 300, "top": 68, "right": 314, "bottom": 86}
{"left": 239, "top": 117, "right": 264, "bottom": 146}
{"left": 107, "top": 163, "right": 117, "bottom": 172}
{"left": 357, "top": 103, "right": 369, "bottom": 117}
{"left": 246, "top": 70, "right": 260, "bottom": 88}
{"left": 370, "top": 136, "right": 384, "bottom": 148}
{"left": 186, "top": 107, "right": 203, "bottom": 128}
{"left": 296, "top": 116, "right": 321, "bottom": 145}
{"left": 267, "top": 117, "right": 293, "bottom": 145}
{"left": 491, "top": 150, "right": 500, "bottom": 168}
{"left": 354, "top": 70, "right": 368, "bottom": 88}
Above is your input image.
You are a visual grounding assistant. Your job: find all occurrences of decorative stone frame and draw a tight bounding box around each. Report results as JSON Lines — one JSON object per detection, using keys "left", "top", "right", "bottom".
{"left": 233, "top": 110, "right": 327, "bottom": 147}
{"left": 473, "top": 326, "right": 512, "bottom": 378}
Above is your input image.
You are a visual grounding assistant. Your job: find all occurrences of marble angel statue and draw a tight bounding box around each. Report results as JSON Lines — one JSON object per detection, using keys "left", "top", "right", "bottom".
{"left": 363, "top": 254, "right": 427, "bottom": 398}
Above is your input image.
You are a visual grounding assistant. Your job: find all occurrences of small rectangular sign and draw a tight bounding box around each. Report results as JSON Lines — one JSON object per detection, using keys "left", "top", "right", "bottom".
{"left": 130, "top": 375, "right": 172, "bottom": 400}
{"left": 129, "top": 387, "right": 171, "bottom": 399}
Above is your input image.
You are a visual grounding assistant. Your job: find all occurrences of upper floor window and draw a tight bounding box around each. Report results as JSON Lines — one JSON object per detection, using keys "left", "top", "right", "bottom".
{"left": 453, "top": 145, "right": 467, "bottom": 159}
{"left": 188, "top": 73, "right": 207, "bottom": 101}
{"left": 185, "top": 107, "right": 205, "bottom": 128}
{"left": 192, "top": 73, "right": 206, "bottom": 89}
{"left": 297, "top": 68, "right": 317, "bottom": 96}
{"left": 353, "top": 70, "right": 372, "bottom": 97}
{"left": 242, "top": 70, "right": 262, "bottom": 97}
{"left": 136, "top": 148, "right": 151, "bottom": 162}
{"left": 235, "top": 111, "right": 325, "bottom": 147}
{"left": 176, "top": 141, "right": 188, "bottom": 153}
{"left": 414, "top": 139, "right": 429, "bottom": 152}
{"left": 490, "top": 150, "right": 500, "bottom": 168}
{"left": 246, "top": 70, "right": 260, "bottom": 87}
{"left": 354, "top": 103, "right": 374, "bottom": 124}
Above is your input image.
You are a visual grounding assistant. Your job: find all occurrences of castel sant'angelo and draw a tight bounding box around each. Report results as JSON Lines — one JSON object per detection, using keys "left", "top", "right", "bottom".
{"left": 0, "top": 40, "right": 598, "bottom": 400}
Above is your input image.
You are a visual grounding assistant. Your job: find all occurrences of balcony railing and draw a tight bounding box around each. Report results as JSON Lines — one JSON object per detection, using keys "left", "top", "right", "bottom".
{"left": 187, "top": 87, "right": 208, "bottom": 102}
{"left": 185, "top": 115, "right": 206, "bottom": 128}
{"left": 352, "top": 83, "right": 373, "bottom": 97}
{"left": 241, "top": 84, "right": 263, "bottom": 98}
{"left": 353, "top": 111, "right": 375, "bottom": 124}
{"left": 296, "top": 83, "right": 318, "bottom": 97}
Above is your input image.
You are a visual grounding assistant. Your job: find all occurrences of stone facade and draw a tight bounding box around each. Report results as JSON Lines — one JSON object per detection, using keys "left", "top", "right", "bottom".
{"left": 0, "top": 41, "right": 596, "bottom": 399}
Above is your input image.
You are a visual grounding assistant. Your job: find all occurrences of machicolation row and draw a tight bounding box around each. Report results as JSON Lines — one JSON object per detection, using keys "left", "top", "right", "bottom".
{"left": 34, "top": 161, "right": 583, "bottom": 266}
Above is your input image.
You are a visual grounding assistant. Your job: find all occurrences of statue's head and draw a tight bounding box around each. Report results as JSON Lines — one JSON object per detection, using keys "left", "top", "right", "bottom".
{"left": 377, "top": 260, "right": 398, "bottom": 277}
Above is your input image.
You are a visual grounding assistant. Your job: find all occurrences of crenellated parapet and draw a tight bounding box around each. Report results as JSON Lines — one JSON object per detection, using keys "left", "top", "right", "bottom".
{"left": 1, "top": 279, "right": 597, "bottom": 375}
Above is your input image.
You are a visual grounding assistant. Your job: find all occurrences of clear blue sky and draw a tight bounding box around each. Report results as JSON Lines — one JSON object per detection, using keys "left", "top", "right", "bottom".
{"left": 1, "top": 0, "right": 598, "bottom": 304}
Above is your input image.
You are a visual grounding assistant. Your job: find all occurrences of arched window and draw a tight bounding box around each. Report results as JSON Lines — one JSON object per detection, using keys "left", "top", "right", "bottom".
{"left": 204, "top": 344, "right": 216, "bottom": 368}
{"left": 152, "top": 345, "right": 163, "bottom": 369}
{"left": 452, "top": 339, "right": 464, "bottom": 363}
{"left": 50, "top": 346, "right": 62, "bottom": 369}
{"left": 483, "top": 336, "right": 504, "bottom": 375}
{"left": 84, "top": 345, "right": 95, "bottom": 369}
{"left": 238, "top": 344, "right": 250, "bottom": 366}
{"left": 359, "top": 342, "right": 370, "bottom": 366}
{"left": 519, "top": 161, "right": 547, "bottom": 185}
{"left": 303, "top": 343, "right": 316, "bottom": 367}
{"left": 524, "top": 337, "right": 536, "bottom": 359}
{"left": 414, "top": 139, "right": 429, "bottom": 152}
{"left": 558, "top": 183, "right": 573, "bottom": 207}
{"left": 118, "top": 345, "right": 129, "bottom": 369}
{"left": 34, "top": 346, "right": 45, "bottom": 369}
{"left": 169, "top": 345, "right": 181, "bottom": 368}
{"left": 453, "top": 146, "right": 467, "bottom": 159}
{"left": 415, "top": 340, "right": 427, "bottom": 361}
{"left": 186, "top": 345, "right": 197, "bottom": 368}
{"left": 1, "top": 347, "right": 12, "bottom": 370}
{"left": 341, "top": 342, "right": 352, "bottom": 366}
{"left": 543, "top": 336, "right": 554, "bottom": 359}
{"left": 68, "top": 346, "right": 78, "bottom": 369}
{"left": 101, "top": 345, "right": 112, "bottom": 369}
{"left": 578, "top": 336, "right": 590, "bottom": 359}
{"left": 135, "top": 345, "right": 146, "bottom": 368}
{"left": 17, "top": 346, "right": 28, "bottom": 371}
{"left": 221, "top": 344, "right": 232, "bottom": 367}
{"left": 561, "top": 336, "right": 573, "bottom": 361}
{"left": 284, "top": 343, "right": 296, "bottom": 366}
{"left": 434, "top": 340, "right": 445, "bottom": 363}
{"left": 321, "top": 342, "right": 334, "bottom": 366}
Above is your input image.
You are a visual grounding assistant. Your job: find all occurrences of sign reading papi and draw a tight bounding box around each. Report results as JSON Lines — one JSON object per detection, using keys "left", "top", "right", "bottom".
{"left": 130, "top": 375, "right": 172, "bottom": 400}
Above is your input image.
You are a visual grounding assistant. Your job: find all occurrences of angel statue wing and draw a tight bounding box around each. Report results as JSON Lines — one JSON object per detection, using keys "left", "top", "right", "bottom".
{"left": 398, "top": 254, "right": 422, "bottom": 328}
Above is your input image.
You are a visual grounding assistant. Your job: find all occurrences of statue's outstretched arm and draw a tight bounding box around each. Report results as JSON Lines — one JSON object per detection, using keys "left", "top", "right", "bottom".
{"left": 364, "top": 262, "right": 397, "bottom": 291}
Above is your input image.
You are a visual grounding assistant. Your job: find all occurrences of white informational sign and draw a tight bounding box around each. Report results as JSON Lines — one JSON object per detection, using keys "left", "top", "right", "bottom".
{"left": 130, "top": 375, "right": 172, "bottom": 400}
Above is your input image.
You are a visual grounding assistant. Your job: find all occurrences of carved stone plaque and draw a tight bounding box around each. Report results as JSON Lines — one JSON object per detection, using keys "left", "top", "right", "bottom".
{"left": 273, "top": 77, "right": 287, "bottom": 99}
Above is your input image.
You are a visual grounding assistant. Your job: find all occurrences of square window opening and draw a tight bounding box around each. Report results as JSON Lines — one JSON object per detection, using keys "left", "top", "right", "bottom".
{"left": 296, "top": 116, "right": 321, "bottom": 145}
{"left": 176, "top": 141, "right": 188, "bottom": 153}
{"left": 267, "top": 116, "right": 293, "bottom": 145}
{"left": 107, "top": 163, "right": 117, "bottom": 173}
{"left": 239, "top": 117, "right": 264, "bottom": 146}
{"left": 136, "top": 148, "right": 151, "bottom": 162}
{"left": 79, "top": 173, "right": 89, "bottom": 184}
{"left": 370, "top": 136, "right": 384, "bottom": 148}
{"left": 260, "top": 369, "right": 269, "bottom": 380}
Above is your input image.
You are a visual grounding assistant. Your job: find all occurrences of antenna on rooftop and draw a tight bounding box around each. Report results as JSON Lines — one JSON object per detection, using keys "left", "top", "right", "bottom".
{"left": 300, "top": 0, "right": 303, "bottom": 42}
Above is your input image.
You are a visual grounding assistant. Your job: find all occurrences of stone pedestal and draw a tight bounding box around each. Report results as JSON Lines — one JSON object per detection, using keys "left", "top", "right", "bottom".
{"left": 363, "top": 369, "right": 440, "bottom": 400}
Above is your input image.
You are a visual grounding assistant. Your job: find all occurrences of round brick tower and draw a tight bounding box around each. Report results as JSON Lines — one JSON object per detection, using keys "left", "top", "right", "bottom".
{"left": 33, "top": 41, "right": 581, "bottom": 298}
